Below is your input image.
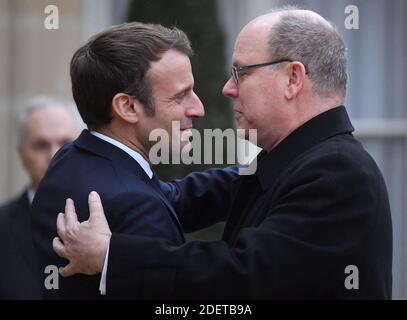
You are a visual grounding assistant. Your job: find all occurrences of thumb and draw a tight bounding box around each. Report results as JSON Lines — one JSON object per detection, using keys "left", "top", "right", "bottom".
{"left": 59, "top": 264, "right": 77, "bottom": 278}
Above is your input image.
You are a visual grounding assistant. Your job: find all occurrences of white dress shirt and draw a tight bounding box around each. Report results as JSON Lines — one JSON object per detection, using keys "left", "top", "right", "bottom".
{"left": 90, "top": 131, "right": 153, "bottom": 178}
{"left": 27, "top": 188, "right": 35, "bottom": 205}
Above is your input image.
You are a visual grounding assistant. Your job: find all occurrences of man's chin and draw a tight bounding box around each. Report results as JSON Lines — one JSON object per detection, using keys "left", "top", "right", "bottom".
{"left": 236, "top": 126, "right": 249, "bottom": 137}
{"left": 180, "top": 129, "right": 192, "bottom": 148}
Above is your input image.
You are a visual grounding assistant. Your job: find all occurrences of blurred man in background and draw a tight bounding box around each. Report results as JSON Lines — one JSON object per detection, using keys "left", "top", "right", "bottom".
{"left": 0, "top": 96, "right": 79, "bottom": 299}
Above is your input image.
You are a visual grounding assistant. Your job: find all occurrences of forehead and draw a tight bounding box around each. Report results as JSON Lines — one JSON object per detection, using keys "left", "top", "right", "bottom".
{"left": 24, "top": 107, "right": 76, "bottom": 139}
{"left": 147, "top": 49, "right": 193, "bottom": 89}
{"left": 233, "top": 20, "right": 273, "bottom": 64}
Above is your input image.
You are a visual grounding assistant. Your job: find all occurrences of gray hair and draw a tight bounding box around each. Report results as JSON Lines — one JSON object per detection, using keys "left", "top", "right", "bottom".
{"left": 268, "top": 7, "right": 347, "bottom": 97}
{"left": 17, "top": 96, "right": 82, "bottom": 145}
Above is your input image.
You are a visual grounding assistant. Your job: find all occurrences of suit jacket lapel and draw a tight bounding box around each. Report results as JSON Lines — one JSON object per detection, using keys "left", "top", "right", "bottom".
{"left": 149, "top": 173, "right": 184, "bottom": 240}
{"left": 11, "top": 191, "right": 37, "bottom": 274}
{"left": 74, "top": 130, "right": 185, "bottom": 239}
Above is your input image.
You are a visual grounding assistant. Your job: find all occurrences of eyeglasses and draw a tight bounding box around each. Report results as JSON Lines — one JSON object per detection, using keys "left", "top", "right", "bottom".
{"left": 231, "top": 59, "right": 293, "bottom": 85}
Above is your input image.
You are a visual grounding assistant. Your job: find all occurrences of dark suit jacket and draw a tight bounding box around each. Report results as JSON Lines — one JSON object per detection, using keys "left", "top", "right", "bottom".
{"left": 0, "top": 191, "right": 41, "bottom": 299}
{"left": 31, "top": 130, "right": 238, "bottom": 299}
{"left": 107, "top": 106, "right": 393, "bottom": 299}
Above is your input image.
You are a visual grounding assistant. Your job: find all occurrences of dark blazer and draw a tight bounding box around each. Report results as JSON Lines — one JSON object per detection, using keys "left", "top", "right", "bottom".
{"left": 0, "top": 191, "right": 41, "bottom": 299}
{"left": 31, "top": 130, "right": 238, "bottom": 299}
{"left": 107, "top": 106, "right": 393, "bottom": 299}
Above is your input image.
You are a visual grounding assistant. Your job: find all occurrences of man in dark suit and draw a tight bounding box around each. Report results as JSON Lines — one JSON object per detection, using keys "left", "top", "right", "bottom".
{"left": 53, "top": 9, "right": 393, "bottom": 299}
{"left": 0, "top": 97, "right": 78, "bottom": 299}
{"left": 0, "top": 192, "right": 40, "bottom": 299}
{"left": 31, "top": 22, "right": 239, "bottom": 299}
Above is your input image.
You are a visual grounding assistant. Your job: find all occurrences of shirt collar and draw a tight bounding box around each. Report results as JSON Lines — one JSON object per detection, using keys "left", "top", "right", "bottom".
{"left": 27, "top": 188, "right": 35, "bottom": 205}
{"left": 256, "top": 106, "right": 354, "bottom": 190}
{"left": 90, "top": 131, "right": 153, "bottom": 179}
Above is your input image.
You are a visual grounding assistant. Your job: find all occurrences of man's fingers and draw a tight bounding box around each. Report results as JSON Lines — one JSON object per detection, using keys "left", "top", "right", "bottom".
{"left": 65, "top": 198, "right": 78, "bottom": 229}
{"left": 56, "top": 213, "right": 66, "bottom": 239}
{"left": 88, "top": 191, "right": 106, "bottom": 223}
{"left": 59, "top": 264, "right": 77, "bottom": 278}
{"left": 52, "top": 237, "right": 66, "bottom": 258}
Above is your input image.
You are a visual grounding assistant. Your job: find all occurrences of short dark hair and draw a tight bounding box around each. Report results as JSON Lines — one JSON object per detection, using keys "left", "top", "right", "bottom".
{"left": 70, "top": 22, "right": 193, "bottom": 130}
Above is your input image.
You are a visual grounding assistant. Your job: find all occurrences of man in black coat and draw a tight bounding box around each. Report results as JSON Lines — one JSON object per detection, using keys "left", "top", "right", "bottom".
{"left": 53, "top": 8, "right": 393, "bottom": 299}
{"left": 0, "top": 97, "right": 78, "bottom": 299}
{"left": 0, "top": 192, "right": 40, "bottom": 299}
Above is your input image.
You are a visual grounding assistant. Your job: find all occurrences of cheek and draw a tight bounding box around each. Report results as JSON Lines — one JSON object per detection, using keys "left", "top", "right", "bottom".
{"left": 161, "top": 117, "right": 175, "bottom": 136}
{"left": 30, "top": 155, "right": 48, "bottom": 171}
{"left": 155, "top": 109, "right": 174, "bottom": 128}
{"left": 28, "top": 148, "right": 47, "bottom": 163}
{"left": 21, "top": 149, "right": 36, "bottom": 168}
{"left": 243, "top": 84, "right": 275, "bottom": 116}
{"left": 22, "top": 153, "right": 47, "bottom": 178}
{"left": 165, "top": 111, "right": 185, "bottom": 132}
{"left": 238, "top": 85, "right": 261, "bottom": 110}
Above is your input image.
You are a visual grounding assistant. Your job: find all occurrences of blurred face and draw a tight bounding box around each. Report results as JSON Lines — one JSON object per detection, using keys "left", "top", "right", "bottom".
{"left": 138, "top": 49, "right": 204, "bottom": 153}
{"left": 19, "top": 106, "right": 78, "bottom": 190}
{"left": 222, "top": 19, "right": 290, "bottom": 151}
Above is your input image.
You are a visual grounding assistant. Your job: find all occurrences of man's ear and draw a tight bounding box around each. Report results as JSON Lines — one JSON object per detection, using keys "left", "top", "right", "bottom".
{"left": 111, "top": 93, "right": 142, "bottom": 124}
{"left": 284, "top": 61, "right": 307, "bottom": 100}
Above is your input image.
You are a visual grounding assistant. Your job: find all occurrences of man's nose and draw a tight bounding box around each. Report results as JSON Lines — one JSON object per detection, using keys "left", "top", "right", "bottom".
{"left": 222, "top": 77, "right": 238, "bottom": 98}
{"left": 186, "top": 92, "right": 205, "bottom": 118}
